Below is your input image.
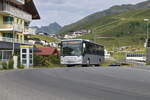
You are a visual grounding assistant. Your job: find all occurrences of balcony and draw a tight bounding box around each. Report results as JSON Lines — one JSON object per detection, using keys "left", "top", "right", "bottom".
{"left": 0, "top": 37, "right": 33, "bottom": 45}
{"left": 0, "top": 24, "right": 24, "bottom": 33}
{"left": 0, "top": 2, "right": 32, "bottom": 21}
{"left": 14, "top": 24, "right": 24, "bottom": 32}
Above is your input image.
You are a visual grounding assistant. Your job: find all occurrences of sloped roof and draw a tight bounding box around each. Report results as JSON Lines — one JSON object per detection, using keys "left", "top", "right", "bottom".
{"left": 24, "top": 0, "right": 40, "bottom": 19}
{"left": 6, "top": 0, "right": 40, "bottom": 19}
{"left": 35, "top": 47, "right": 59, "bottom": 56}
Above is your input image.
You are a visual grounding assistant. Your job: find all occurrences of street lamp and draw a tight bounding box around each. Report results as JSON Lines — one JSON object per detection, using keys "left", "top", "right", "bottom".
{"left": 144, "top": 19, "right": 150, "bottom": 64}
{"left": 12, "top": 16, "right": 15, "bottom": 56}
{"left": 144, "top": 19, "right": 149, "bottom": 41}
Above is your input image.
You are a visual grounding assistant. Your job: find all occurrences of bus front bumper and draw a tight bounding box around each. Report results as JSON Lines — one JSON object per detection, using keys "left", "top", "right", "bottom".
{"left": 61, "top": 56, "right": 83, "bottom": 65}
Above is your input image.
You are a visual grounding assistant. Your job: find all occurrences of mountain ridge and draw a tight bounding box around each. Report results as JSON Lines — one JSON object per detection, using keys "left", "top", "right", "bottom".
{"left": 59, "top": 0, "right": 150, "bottom": 34}
{"left": 36, "top": 22, "right": 62, "bottom": 34}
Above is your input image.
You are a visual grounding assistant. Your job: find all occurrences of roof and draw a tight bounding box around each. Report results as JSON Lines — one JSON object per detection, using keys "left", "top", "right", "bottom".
{"left": 61, "top": 39, "right": 104, "bottom": 47}
{"left": 6, "top": 0, "right": 40, "bottom": 19}
{"left": 61, "top": 39, "right": 86, "bottom": 42}
{"left": 24, "top": 0, "right": 40, "bottom": 19}
{"left": 35, "top": 47, "right": 59, "bottom": 56}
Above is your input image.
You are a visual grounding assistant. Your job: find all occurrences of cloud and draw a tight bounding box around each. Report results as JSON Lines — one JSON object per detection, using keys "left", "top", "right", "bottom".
{"left": 32, "top": 0, "right": 146, "bottom": 27}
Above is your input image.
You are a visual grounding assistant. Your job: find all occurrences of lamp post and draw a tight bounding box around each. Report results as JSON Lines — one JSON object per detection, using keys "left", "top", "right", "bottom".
{"left": 144, "top": 19, "right": 149, "bottom": 42}
{"left": 144, "top": 19, "right": 150, "bottom": 64}
{"left": 12, "top": 16, "right": 15, "bottom": 56}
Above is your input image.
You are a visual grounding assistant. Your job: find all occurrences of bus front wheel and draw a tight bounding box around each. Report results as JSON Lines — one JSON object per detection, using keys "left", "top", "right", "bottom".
{"left": 67, "top": 65, "right": 74, "bottom": 67}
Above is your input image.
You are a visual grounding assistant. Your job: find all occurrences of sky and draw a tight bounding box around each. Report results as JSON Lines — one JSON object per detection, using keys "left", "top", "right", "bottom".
{"left": 31, "top": 0, "right": 146, "bottom": 27}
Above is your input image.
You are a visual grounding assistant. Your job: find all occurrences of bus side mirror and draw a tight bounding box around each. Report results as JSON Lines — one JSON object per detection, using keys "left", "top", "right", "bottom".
{"left": 83, "top": 43, "right": 86, "bottom": 49}
{"left": 83, "top": 43, "right": 86, "bottom": 55}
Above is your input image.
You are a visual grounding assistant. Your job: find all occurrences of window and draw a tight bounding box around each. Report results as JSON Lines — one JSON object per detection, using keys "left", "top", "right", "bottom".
{"left": 84, "top": 42, "right": 104, "bottom": 55}
{"left": 20, "top": 20, "right": 23, "bottom": 24}
{"left": 3, "top": 51, "right": 12, "bottom": 60}
{"left": 22, "top": 49, "right": 27, "bottom": 53}
{"left": 29, "top": 49, "right": 33, "bottom": 53}
{"left": 24, "top": 22, "right": 29, "bottom": 27}
{"left": 0, "top": 51, "right": 2, "bottom": 60}
{"left": 3, "top": 16, "right": 14, "bottom": 24}
{"left": 22, "top": 54, "right": 26, "bottom": 58}
{"left": 17, "top": 19, "right": 20, "bottom": 24}
{"left": 30, "top": 55, "right": 32, "bottom": 59}
{"left": 62, "top": 41, "right": 82, "bottom": 56}
{"left": 17, "top": 35, "right": 19, "bottom": 39}
{"left": 3, "top": 33, "right": 13, "bottom": 38}
{"left": 85, "top": 42, "right": 95, "bottom": 54}
{"left": 30, "top": 60, "right": 32, "bottom": 64}
{"left": 22, "top": 60, "right": 27, "bottom": 64}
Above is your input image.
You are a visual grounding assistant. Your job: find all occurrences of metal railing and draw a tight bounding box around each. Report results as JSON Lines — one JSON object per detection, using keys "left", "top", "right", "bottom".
{"left": 0, "top": 37, "right": 33, "bottom": 44}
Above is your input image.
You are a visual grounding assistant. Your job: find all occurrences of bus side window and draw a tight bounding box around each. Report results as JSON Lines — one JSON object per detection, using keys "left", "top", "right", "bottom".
{"left": 86, "top": 43, "right": 91, "bottom": 54}
{"left": 97, "top": 46, "right": 101, "bottom": 55}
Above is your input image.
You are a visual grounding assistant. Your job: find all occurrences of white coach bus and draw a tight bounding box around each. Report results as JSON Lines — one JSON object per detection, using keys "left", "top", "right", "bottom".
{"left": 60, "top": 39, "right": 104, "bottom": 67}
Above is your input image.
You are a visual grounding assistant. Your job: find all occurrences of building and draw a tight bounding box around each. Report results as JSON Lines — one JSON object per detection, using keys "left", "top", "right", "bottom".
{"left": 24, "top": 27, "right": 38, "bottom": 35}
{"left": 0, "top": 0, "right": 40, "bottom": 62}
{"left": 73, "top": 29, "right": 91, "bottom": 34}
{"left": 104, "top": 49, "right": 111, "bottom": 59}
{"left": 37, "top": 32, "right": 49, "bottom": 36}
{"left": 35, "top": 47, "right": 60, "bottom": 56}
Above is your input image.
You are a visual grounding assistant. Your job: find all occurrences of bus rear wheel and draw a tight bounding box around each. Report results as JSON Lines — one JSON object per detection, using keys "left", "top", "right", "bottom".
{"left": 87, "top": 59, "right": 90, "bottom": 67}
{"left": 94, "top": 64, "right": 100, "bottom": 67}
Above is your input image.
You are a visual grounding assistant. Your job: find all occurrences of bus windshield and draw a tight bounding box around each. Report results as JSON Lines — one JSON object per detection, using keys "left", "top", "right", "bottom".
{"left": 62, "top": 41, "right": 82, "bottom": 56}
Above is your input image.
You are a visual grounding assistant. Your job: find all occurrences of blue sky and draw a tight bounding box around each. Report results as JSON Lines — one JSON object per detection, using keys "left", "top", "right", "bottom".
{"left": 31, "top": 0, "right": 146, "bottom": 27}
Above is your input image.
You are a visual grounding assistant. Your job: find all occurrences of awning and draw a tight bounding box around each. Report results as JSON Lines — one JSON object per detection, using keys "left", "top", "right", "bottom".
{"left": 0, "top": 41, "right": 20, "bottom": 51}
{"left": 0, "top": 41, "right": 39, "bottom": 52}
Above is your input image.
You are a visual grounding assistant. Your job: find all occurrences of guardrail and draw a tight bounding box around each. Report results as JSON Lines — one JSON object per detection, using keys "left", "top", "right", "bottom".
{"left": 0, "top": 37, "right": 33, "bottom": 45}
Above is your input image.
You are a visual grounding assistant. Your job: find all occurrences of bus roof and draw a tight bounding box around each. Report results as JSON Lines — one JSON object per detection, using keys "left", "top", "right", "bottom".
{"left": 61, "top": 39, "right": 104, "bottom": 47}
{"left": 61, "top": 39, "right": 88, "bottom": 42}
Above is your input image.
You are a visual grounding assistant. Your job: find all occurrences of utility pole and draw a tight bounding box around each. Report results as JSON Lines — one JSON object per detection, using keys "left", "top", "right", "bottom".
{"left": 144, "top": 19, "right": 149, "bottom": 44}
{"left": 144, "top": 19, "right": 149, "bottom": 64}
{"left": 6, "top": 0, "right": 15, "bottom": 56}
{"left": 93, "top": 29, "right": 96, "bottom": 42}
{"left": 12, "top": 16, "right": 15, "bottom": 56}
{"left": 147, "top": 20, "right": 149, "bottom": 40}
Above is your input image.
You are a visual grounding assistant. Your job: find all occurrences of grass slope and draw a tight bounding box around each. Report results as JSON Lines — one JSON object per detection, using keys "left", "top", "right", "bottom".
{"left": 27, "top": 35, "right": 58, "bottom": 42}
{"left": 75, "top": 8, "right": 150, "bottom": 50}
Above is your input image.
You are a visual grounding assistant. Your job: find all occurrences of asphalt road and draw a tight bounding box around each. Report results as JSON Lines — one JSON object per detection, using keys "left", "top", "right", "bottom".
{"left": 1, "top": 67, "right": 150, "bottom": 100}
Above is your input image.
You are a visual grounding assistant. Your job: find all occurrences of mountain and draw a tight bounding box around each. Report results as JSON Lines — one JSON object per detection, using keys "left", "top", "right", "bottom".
{"left": 59, "top": 0, "right": 150, "bottom": 50}
{"left": 37, "top": 22, "right": 62, "bottom": 34}
{"left": 59, "top": 0, "right": 150, "bottom": 34}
